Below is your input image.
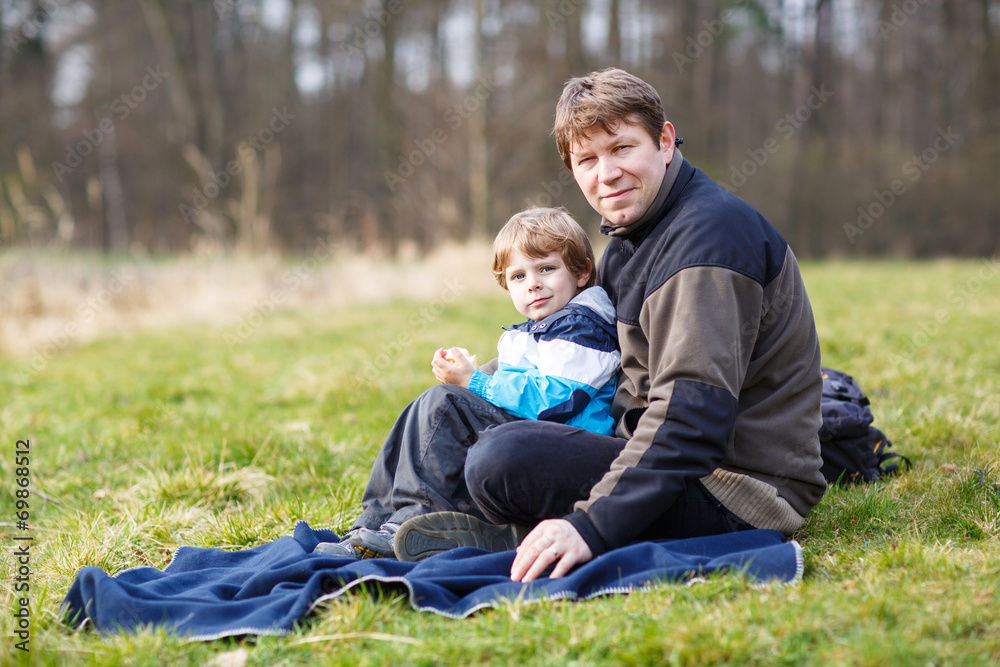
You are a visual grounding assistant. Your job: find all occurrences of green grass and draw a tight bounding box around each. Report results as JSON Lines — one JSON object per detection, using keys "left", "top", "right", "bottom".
{"left": 2, "top": 259, "right": 999, "bottom": 665}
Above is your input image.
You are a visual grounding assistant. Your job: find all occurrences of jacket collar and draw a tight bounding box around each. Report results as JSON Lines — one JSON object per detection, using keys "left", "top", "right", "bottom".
{"left": 506, "top": 286, "right": 614, "bottom": 332}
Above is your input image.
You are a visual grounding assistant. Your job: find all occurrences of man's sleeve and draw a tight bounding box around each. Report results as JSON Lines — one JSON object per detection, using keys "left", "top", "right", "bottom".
{"left": 565, "top": 266, "right": 763, "bottom": 555}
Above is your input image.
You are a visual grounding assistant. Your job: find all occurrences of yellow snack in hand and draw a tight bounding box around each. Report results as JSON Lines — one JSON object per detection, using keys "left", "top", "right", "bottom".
{"left": 444, "top": 348, "right": 478, "bottom": 367}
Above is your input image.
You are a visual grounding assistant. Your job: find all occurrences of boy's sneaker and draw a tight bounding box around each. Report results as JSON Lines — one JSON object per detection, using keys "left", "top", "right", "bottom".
{"left": 350, "top": 522, "right": 400, "bottom": 559}
{"left": 393, "top": 512, "right": 530, "bottom": 562}
{"left": 313, "top": 528, "right": 361, "bottom": 558}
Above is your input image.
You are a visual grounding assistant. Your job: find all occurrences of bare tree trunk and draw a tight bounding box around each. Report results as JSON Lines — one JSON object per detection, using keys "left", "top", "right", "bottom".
{"left": 192, "top": 1, "right": 225, "bottom": 167}
{"left": 468, "top": 0, "right": 490, "bottom": 238}
{"left": 0, "top": 4, "right": 7, "bottom": 104}
{"left": 809, "top": 0, "right": 834, "bottom": 141}
{"left": 98, "top": 126, "right": 128, "bottom": 252}
{"left": 137, "top": 0, "right": 196, "bottom": 146}
{"left": 675, "top": 0, "right": 698, "bottom": 132}
{"left": 608, "top": 0, "right": 622, "bottom": 65}
{"left": 375, "top": 0, "right": 400, "bottom": 252}
{"left": 565, "top": 0, "right": 586, "bottom": 74}
{"left": 981, "top": 0, "right": 1000, "bottom": 155}
{"left": 691, "top": 0, "right": 716, "bottom": 151}
{"left": 258, "top": 142, "right": 280, "bottom": 251}
{"left": 236, "top": 146, "right": 259, "bottom": 254}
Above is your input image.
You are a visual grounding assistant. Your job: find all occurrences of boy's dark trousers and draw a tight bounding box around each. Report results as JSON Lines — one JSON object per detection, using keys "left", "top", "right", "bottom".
{"left": 353, "top": 385, "right": 517, "bottom": 530}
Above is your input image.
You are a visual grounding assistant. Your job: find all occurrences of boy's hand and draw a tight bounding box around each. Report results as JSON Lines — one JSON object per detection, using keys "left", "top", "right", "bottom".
{"left": 432, "top": 347, "right": 476, "bottom": 387}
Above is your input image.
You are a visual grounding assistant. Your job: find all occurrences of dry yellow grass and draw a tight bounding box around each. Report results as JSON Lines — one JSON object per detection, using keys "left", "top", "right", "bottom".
{"left": 0, "top": 241, "right": 498, "bottom": 360}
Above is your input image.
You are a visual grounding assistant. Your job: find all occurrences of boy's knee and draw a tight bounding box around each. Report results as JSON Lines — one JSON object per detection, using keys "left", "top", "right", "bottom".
{"left": 419, "top": 383, "right": 460, "bottom": 402}
{"left": 414, "top": 383, "right": 468, "bottom": 412}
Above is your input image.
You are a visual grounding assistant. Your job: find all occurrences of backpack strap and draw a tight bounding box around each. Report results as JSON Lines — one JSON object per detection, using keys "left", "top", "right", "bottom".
{"left": 878, "top": 451, "right": 913, "bottom": 477}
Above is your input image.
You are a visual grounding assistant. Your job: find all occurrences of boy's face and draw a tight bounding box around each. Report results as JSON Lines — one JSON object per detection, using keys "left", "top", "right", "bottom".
{"left": 568, "top": 118, "right": 675, "bottom": 227}
{"left": 505, "top": 249, "right": 590, "bottom": 321}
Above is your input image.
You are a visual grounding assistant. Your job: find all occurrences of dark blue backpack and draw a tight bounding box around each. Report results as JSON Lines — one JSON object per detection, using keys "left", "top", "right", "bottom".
{"left": 819, "top": 367, "right": 911, "bottom": 485}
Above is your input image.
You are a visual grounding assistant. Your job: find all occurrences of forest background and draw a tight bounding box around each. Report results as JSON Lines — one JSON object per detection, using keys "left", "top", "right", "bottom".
{"left": 2, "top": 0, "right": 998, "bottom": 259}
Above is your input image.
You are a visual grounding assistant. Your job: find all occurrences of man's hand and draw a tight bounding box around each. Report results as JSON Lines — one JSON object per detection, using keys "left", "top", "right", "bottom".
{"left": 511, "top": 519, "right": 592, "bottom": 582}
{"left": 431, "top": 347, "right": 476, "bottom": 387}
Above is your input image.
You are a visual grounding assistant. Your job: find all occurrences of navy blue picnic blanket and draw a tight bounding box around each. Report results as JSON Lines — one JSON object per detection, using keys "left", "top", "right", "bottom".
{"left": 61, "top": 522, "right": 802, "bottom": 640}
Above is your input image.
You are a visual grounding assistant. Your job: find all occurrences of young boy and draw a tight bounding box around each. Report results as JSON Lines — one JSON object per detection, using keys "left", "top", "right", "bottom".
{"left": 432, "top": 207, "right": 620, "bottom": 436}
{"left": 316, "top": 207, "right": 619, "bottom": 559}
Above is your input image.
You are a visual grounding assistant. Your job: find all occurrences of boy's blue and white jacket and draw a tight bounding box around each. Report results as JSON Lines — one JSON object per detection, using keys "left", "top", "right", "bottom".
{"left": 467, "top": 286, "right": 620, "bottom": 436}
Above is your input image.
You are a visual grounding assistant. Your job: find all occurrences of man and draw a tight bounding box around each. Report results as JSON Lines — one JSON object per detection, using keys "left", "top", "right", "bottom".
{"left": 394, "top": 68, "right": 827, "bottom": 582}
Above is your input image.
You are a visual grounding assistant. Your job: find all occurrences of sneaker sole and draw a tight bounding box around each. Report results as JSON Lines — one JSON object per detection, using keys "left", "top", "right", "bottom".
{"left": 393, "top": 512, "right": 528, "bottom": 562}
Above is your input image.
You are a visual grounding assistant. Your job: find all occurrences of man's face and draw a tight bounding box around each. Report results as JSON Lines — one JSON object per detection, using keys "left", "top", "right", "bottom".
{"left": 568, "top": 119, "right": 675, "bottom": 227}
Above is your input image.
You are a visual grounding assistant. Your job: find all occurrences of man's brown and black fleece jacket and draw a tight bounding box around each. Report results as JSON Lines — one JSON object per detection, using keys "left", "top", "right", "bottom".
{"left": 564, "top": 150, "right": 827, "bottom": 557}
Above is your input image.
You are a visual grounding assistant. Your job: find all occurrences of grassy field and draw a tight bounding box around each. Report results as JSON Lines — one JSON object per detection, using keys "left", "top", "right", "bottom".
{"left": 1, "top": 258, "right": 999, "bottom": 665}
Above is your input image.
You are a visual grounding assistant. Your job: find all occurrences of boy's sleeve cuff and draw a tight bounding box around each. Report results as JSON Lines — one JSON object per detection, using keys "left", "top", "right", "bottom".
{"left": 467, "top": 370, "right": 491, "bottom": 398}
{"left": 564, "top": 509, "right": 610, "bottom": 557}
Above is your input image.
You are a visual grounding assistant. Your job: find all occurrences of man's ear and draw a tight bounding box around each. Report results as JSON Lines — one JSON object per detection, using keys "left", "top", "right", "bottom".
{"left": 660, "top": 121, "right": 677, "bottom": 164}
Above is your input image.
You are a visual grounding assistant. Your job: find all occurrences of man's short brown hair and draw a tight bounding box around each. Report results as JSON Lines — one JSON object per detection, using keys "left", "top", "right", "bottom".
{"left": 492, "top": 207, "right": 597, "bottom": 291}
{"left": 553, "top": 68, "right": 666, "bottom": 169}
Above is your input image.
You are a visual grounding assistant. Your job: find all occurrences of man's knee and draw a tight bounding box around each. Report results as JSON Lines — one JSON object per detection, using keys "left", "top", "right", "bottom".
{"left": 464, "top": 423, "right": 535, "bottom": 522}
{"left": 466, "top": 423, "right": 534, "bottom": 489}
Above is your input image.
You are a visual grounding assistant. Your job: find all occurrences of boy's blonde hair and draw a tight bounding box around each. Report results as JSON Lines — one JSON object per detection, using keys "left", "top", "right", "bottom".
{"left": 492, "top": 207, "right": 597, "bottom": 290}
{"left": 553, "top": 68, "right": 666, "bottom": 169}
